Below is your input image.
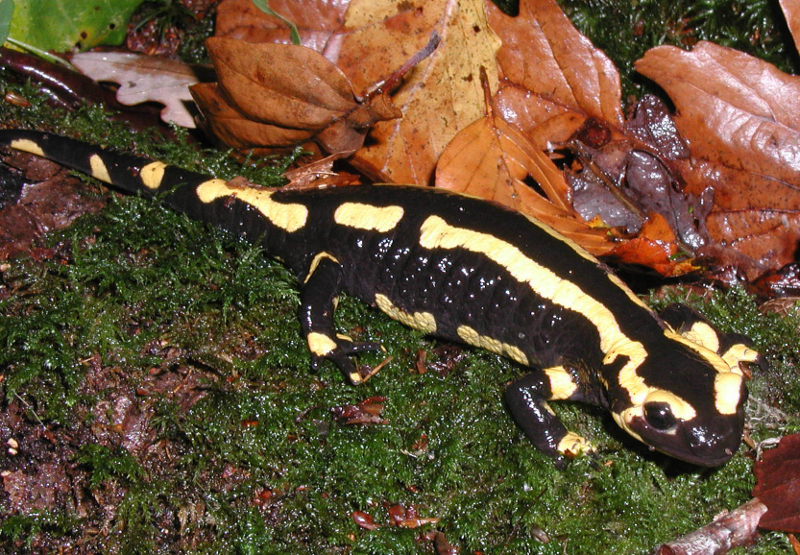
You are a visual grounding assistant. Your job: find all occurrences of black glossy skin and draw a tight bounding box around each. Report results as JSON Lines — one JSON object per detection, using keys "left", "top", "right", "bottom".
{"left": 0, "top": 130, "right": 755, "bottom": 466}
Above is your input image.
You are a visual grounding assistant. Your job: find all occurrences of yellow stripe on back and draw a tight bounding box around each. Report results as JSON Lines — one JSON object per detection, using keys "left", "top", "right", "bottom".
{"left": 418, "top": 215, "right": 651, "bottom": 401}
{"left": 196, "top": 179, "right": 308, "bottom": 232}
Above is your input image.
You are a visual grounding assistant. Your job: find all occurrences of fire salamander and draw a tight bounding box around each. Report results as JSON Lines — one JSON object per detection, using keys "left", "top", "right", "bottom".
{"left": 1, "top": 130, "right": 764, "bottom": 466}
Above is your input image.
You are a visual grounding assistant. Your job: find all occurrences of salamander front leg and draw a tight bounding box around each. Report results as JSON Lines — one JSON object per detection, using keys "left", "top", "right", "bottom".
{"left": 505, "top": 366, "right": 597, "bottom": 466}
{"left": 300, "top": 253, "right": 382, "bottom": 384}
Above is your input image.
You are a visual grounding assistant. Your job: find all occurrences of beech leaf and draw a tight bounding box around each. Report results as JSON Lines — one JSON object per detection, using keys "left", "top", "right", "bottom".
{"left": 780, "top": 0, "right": 800, "bottom": 57}
{"left": 213, "top": 0, "right": 501, "bottom": 185}
{"left": 190, "top": 82, "right": 316, "bottom": 149}
{"left": 338, "top": 0, "right": 502, "bottom": 184}
{"left": 487, "top": 0, "right": 624, "bottom": 149}
{"left": 216, "top": 0, "right": 346, "bottom": 52}
{"left": 207, "top": 37, "right": 357, "bottom": 130}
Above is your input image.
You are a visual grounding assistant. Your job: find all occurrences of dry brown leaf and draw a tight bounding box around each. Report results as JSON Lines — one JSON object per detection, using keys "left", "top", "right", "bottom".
{"left": 487, "top": 0, "right": 624, "bottom": 150}
{"left": 191, "top": 82, "right": 316, "bottom": 149}
{"left": 636, "top": 42, "right": 800, "bottom": 182}
{"left": 436, "top": 70, "right": 612, "bottom": 254}
{"left": 338, "top": 0, "right": 502, "bottom": 184}
{"left": 211, "top": 0, "right": 501, "bottom": 185}
{"left": 191, "top": 37, "right": 402, "bottom": 155}
{"left": 216, "top": 0, "right": 346, "bottom": 51}
{"left": 781, "top": 0, "right": 800, "bottom": 56}
{"left": 656, "top": 498, "right": 767, "bottom": 555}
{"left": 207, "top": 37, "right": 358, "bottom": 130}
{"left": 636, "top": 41, "right": 800, "bottom": 276}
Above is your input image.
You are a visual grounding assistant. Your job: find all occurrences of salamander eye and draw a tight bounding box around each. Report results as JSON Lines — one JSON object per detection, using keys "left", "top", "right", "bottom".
{"left": 643, "top": 402, "right": 677, "bottom": 430}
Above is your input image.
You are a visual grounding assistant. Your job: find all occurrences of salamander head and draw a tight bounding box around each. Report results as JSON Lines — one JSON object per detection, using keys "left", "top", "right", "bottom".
{"left": 609, "top": 343, "right": 748, "bottom": 467}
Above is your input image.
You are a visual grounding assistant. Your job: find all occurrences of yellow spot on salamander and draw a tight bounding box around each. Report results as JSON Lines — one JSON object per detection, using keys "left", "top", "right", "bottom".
{"left": 9, "top": 138, "right": 45, "bottom": 157}
{"left": 89, "top": 154, "right": 112, "bottom": 183}
{"left": 334, "top": 203, "right": 404, "bottom": 232}
{"left": 504, "top": 344, "right": 529, "bottom": 367}
{"left": 304, "top": 252, "right": 340, "bottom": 284}
{"left": 714, "top": 372, "right": 743, "bottom": 415}
{"left": 307, "top": 332, "right": 337, "bottom": 357}
{"left": 420, "top": 216, "right": 647, "bottom": 400}
{"left": 456, "top": 325, "right": 528, "bottom": 366}
{"left": 375, "top": 294, "right": 437, "bottom": 333}
{"left": 140, "top": 161, "right": 168, "bottom": 190}
{"left": 543, "top": 366, "right": 578, "bottom": 400}
{"left": 196, "top": 179, "right": 308, "bottom": 232}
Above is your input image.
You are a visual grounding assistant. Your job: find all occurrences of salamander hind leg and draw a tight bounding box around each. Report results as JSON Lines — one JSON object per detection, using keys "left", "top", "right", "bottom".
{"left": 505, "top": 365, "right": 597, "bottom": 466}
{"left": 300, "top": 253, "right": 382, "bottom": 384}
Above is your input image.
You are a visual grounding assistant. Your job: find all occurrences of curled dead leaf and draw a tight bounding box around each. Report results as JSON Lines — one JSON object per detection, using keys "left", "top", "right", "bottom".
{"left": 191, "top": 82, "right": 316, "bottom": 149}
{"left": 193, "top": 37, "right": 403, "bottom": 155}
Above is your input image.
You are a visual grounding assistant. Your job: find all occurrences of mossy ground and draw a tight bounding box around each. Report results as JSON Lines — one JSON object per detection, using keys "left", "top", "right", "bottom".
{"left": 1, "top": 2, "right": 800, "bottom": 553}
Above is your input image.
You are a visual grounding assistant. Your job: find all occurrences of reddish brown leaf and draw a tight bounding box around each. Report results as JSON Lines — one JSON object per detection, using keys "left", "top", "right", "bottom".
{"left": 487, "top": 0, "right": 624, "bottom": 150}
{"left": 753, "top": 433, "right": 800, "bottom": 533}
{"left": 191, "top": 82, "right": 316, "bottom": 149}
{"left": 194, "top": 38, "right": 403, "bottom": 155}
{"left": 436, "top": 70, "right": 613, "bottom": 254}
{"left": 351, "top": 511, "right": 381, "bottom": 530}
{"left": 433, "top": 532, "right": 460, "bottom": 555}
{"left": 208, "top": 37, "right": 358, "bottom": 130}
{"left": 386, "top": 503, "right": 439, "bottom": 528}
{"left": 781, "top": 0, "right": 800, "bottom": 55}
{"left": 636, "top": 41, "right": 800, "bottom": 276}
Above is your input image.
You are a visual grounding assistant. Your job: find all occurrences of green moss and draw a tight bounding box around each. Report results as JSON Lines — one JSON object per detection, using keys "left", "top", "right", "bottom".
{"left": 0, "top": 512, "right": 80, "bottom": 549}
{"left": 76, "top": 444, "right": 147, "bottom": 488}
